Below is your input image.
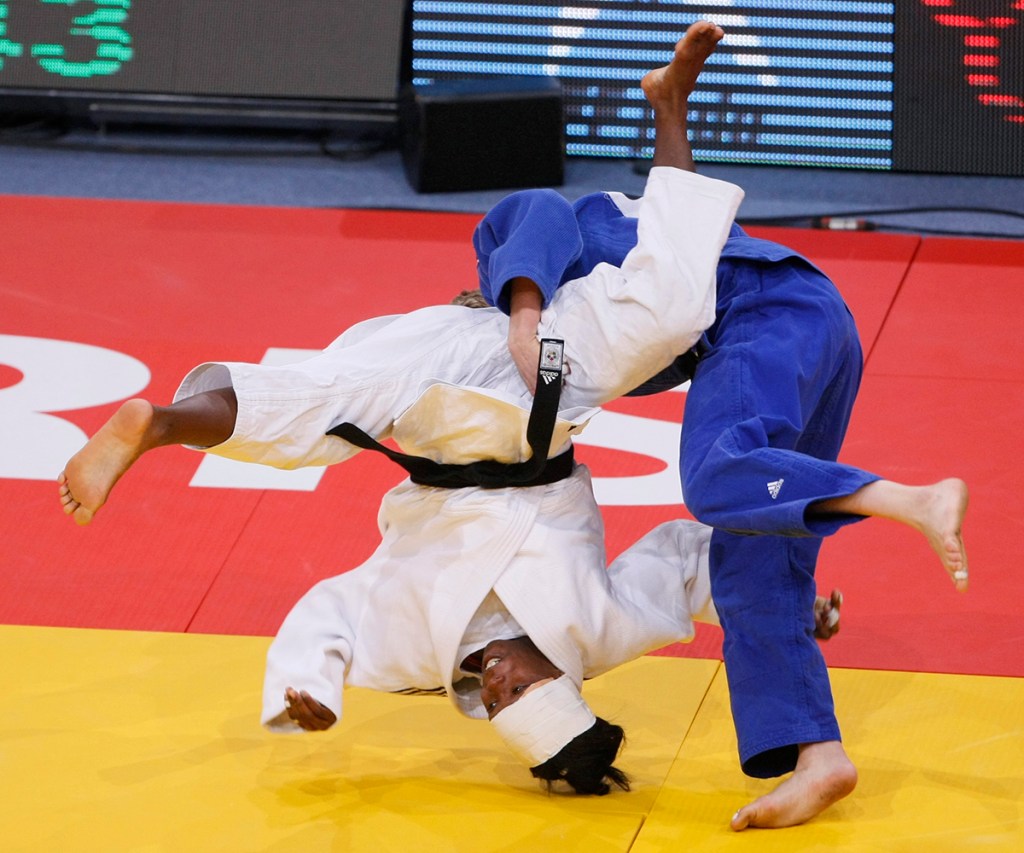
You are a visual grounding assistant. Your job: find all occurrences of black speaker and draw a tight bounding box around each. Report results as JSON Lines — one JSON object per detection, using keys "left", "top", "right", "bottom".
{"left": 400, "top": 77, "right": 565, "bottom": 193}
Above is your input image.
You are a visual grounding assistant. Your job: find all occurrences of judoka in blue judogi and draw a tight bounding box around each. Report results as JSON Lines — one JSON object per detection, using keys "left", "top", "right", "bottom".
{"left": 473, "top": 182, "right": 969, "bottom": 793}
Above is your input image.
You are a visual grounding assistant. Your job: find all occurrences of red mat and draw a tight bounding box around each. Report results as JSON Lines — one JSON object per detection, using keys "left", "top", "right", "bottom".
{"left": 2, "top": 195, "right": 1020, "bottom": 679}
{"left": 827, "top": 235, "right": 1024, "bottom": 677}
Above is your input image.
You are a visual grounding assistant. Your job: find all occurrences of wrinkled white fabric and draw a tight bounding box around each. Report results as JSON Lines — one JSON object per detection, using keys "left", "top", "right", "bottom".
{"left": 170, "top": 168, "right": 741, "bottom": 732}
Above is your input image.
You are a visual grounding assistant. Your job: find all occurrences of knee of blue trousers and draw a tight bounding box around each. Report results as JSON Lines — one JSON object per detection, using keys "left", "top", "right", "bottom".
{"left": 679, "top": 414, "right": 784, "bottom": 526}
{"left": 680, "top": 437, "right": 730, "bottom": 523}
{"left": 680, "top": 448, "right": 746, "bottom": 526}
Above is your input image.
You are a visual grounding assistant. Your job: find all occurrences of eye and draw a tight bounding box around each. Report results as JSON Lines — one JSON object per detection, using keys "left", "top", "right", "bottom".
{"left": 487, "top": 701, "right": 497, "bottom": 711}
{"left": 512, "top": 685, "right": 523, "bottom": 695}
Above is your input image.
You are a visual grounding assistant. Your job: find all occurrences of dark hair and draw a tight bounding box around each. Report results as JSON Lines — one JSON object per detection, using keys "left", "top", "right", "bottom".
{"left": 529, "top": 717, "right": 630, "bottom": 796}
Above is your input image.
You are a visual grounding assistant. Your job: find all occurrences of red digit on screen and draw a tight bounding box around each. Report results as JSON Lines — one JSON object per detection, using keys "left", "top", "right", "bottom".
{"left": 923, "top": 0, "right": 1024, "bottom": 123}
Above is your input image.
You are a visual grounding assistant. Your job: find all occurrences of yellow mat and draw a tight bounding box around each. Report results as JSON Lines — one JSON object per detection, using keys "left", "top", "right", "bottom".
{"left": 2, "top": 626, "right": 1022, "bottom": 852}
{"left": 0, "top": 625, "right": 715, "bottom": 852}
{"left": 634, "top": 667, "right": 1024, "bottom": 852}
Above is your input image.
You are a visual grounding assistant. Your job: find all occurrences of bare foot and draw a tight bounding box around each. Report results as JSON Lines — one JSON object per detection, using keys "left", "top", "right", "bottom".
{"left": 813, "top": 478, "right": 970, "bottom": 592}
{"left": 813, "top": 589, "right": 843, "bottom": 640}
{"left": 917, "top": 479, "right": 970, "bottom": 592}
{"left": 58, "top": 398, "right": 156, "bottom": 525}
{"left": 730, "top": 741, "right": 857, "bottom": 830}
{"left": 641, "top": 20, "right": 724, "bottom": 114}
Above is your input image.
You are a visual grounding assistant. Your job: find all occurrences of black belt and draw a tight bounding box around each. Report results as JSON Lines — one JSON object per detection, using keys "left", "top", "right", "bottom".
{"left": 326, "top": 338, "right": 573, "bottom": 489}
{"left": 625, "top": 336, "right": 709, "bottom": 398}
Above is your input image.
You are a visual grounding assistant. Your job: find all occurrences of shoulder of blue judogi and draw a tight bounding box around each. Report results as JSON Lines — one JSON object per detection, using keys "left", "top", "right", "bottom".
{"left": 721, "top": 224, "right": 829, "bottom": 279}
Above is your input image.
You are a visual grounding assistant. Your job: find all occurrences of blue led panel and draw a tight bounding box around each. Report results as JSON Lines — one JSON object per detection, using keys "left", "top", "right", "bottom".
{"left": 410, "top": 1, "right": 894, "bottom": 169}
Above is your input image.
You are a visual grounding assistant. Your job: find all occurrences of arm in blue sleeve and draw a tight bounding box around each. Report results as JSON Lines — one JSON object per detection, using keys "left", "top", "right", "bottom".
{"left": 472, "top": 189, "right": 584, "bottom": 314}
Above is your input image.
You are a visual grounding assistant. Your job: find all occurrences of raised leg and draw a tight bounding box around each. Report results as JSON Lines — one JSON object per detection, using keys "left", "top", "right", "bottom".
{"left": 58, "top": 387, "right": 237, "bottom": 525}
{"left": 811, "top": 478, "right": 970, "bottom": 591}
{"left": 641, "top": 20, "right": 724, "bottom": 171}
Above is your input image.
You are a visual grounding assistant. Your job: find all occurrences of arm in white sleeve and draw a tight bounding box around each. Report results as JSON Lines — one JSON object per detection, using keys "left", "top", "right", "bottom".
{"left": 261, "top": 575, "right": 357, "bottom": 732}
{"left": 541, "top": 167, "right": 743, "bottom": 405}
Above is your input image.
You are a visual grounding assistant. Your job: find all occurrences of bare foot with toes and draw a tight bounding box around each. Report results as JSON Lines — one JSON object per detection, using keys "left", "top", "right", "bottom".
{"left": 919, "top": 478, "right": 970, "bottom": 592}
{"left": 641, "top": 20, "right": 724, "bottom": 113}
{"left": 58, "top": 398, "right": 156, "bottom": 525}
{"left": 730, "top": 740, "right": 857, "bottom": 830}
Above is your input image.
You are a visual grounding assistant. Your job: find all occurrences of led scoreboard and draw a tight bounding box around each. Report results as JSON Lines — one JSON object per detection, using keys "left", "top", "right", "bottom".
{"left": 0, "top": 0, "right": 408, "bottom": 127}
{"left": 409, "top": 1, "right": 1023, "bottom": 177}
{"left": 0, "top": 1, "right": 1021, "bottom": 175}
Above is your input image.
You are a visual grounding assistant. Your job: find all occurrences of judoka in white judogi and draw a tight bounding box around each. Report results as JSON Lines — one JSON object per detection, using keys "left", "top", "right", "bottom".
{"left": 171, "top": 168, "right": 743, "bottom": 764}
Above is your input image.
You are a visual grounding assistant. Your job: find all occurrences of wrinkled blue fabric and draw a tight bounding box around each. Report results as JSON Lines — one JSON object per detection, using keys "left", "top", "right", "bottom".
{"left": 475, "top": 189, "right": 882, "bottom": 776}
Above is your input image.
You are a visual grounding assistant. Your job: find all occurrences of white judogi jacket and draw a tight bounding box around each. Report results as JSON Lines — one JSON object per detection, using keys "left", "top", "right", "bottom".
{"left": 173, "top": 168, "right": 743, "bottom": 728}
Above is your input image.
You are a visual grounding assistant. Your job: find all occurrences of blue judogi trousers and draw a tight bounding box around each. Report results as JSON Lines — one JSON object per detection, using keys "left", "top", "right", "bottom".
{"left": 474, "top": 188, "right": 885, "bottom": 779}
{"left": 680, "top": 255, "right": 879, "bottom": 777}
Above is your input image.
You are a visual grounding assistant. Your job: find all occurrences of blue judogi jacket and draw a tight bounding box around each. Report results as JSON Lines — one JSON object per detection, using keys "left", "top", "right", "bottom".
{"left": 475, "top": 185, "right": 869, "bottom": 780}
{"left": 475, "top": 184, "right": 876, "bottom": 778}
{"left": 472, "top": 188, "right": 825, "bottom": 393}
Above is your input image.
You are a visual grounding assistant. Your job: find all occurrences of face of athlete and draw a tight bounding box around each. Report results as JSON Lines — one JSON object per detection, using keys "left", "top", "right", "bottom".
{"left": 480, "top": 636, "right": 563, "bottom": 720}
